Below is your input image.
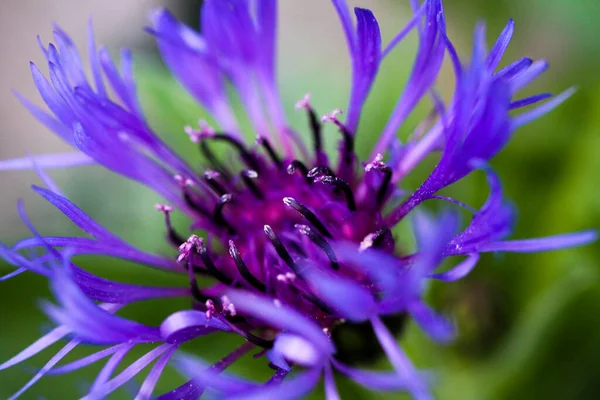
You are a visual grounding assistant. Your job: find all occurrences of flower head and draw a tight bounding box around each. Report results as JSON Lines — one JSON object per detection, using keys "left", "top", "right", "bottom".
{"left": 0, "top": 0, "right": 596, "bottom": 399}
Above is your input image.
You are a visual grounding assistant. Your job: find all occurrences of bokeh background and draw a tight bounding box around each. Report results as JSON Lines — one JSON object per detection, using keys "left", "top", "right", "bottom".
{"left": 1, "top": 0, "right": 599, "bottom": 398}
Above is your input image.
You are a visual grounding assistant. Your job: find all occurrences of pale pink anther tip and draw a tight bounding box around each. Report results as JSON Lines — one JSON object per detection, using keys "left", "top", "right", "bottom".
{"left": 198, "top": 119, "right": 215, "bottom": 136}
{"left": 227, "top": 304, "right": 237, "bottom": 316}
{"left": 321, "top": 108, "right": 343, "bottom": 123}
{"left": 365, "top": 153, "right": 385, "bottom": 172}
{"left": 177, "top": 234, "right": 202, "bottom": 262}
{"left": 221, "top": 193, "right": 233, "bottom": 202}
{"left": 295, "top": 93, "right": 312, "bottom": 110}
{"left": 359, "top": 233, "right": 376, "bottom": 252}
{"left": 184, "top": 126, "right": 201, "bottom": 143}
{"left": 285, "top": 272, "right": 296, "bottom": 281}
{"left": 220, "top": 295, "right": 236, "bottom": 316}
{"left": 174, "top": 174, "right": 194, "bottom": 187}
{"left": 276, "top": 273, "right": 295, "bottom": 284}
{"left": 155, "top": 203, "right": 173, "bottom": 213}
{"left": 244, "top": 170, "right": 258, "bottom": 179}
{"left": 205, "top": 299, "right": 215, "bottom": 319}
{"left": 204, "top": 170, "right": 220, "bottom": 180}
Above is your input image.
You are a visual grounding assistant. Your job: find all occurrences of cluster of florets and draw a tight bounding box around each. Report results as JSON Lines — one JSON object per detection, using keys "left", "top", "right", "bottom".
{"left": 0, "top": 0, "right": 594, "bottom": 399}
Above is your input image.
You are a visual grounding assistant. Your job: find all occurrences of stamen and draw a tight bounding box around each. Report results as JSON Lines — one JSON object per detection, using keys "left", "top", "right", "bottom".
{"left": 179, "top": 236, "right": 211, "bottom": 302}
{"left": 287, "top": 160, "right": 310, "bottom": 182}
{"left": 364, "top": 154, "right": 384, "bottom": 172}
{"left": 359, "top": 233, "right": 376, "bottom": 253}
{"left": 174, "top": 174, "right": 195, "bottom": 188}
{"left": 197, "top": 238, "right": 234, "bottom": 285}
{"left": 200, "top": 140, "right": 232, "bottom": 180}
{"left": 307, "top": 166, "right": 335, "bottom": 179}
{"left": 184, "top": 125, "right": 198, "bottom": 142}
{"left": 175, "top": 174, "right": 210, "bottom": 216}
{"left": 226, "top": 303, "right": 236, "bottom": 316}
{"left": 187, "top": 258, "right": 207, "bottom": 303}
{"left": 314, "top": 176, "right": 357, "bottom": 211}
{"left": 359, "top": 228, "right": 392, "bottom": 252}
{"left": 285, "top": 272, "right": 296, "bottom": 281}
{"left": 243, "top": 332, "right": 274, "bottom": 349}
{"left": 198, "top": 120, "right": 215, "bottom": 135}
{"left": 177, "top": 234, "right": 200, "bottom": 263}
{"left": 229, "top": 240, "right": 267, "bottom": 293}
{"left": 276, "top": 272, "right": 297, "bottom": 283}
{"left": 241, "top": 170, "right": 264, "bottom": 200}
{"left": 295, "top": 93, "right": 312, "bottom": 110}
{"left": 295, "top": 224, "right": 339, "bottom": 270}
{"left": 365, "top": 154, "right": 393, "bottom": 206}
{"left": 209, "top": 133, "right": 261, "bottom": 171}
{"left": 213, "top": 194, "right": 235, "bottom": 234}
{"left": 256, "top": 136, "right": 282, "bottom": 168}
{"left": 221, "top": 295, "right": 237, "bottom": 316}
{"left": 155, "top": 203, "right": 173, "bottom": 213}
{"left": 204, "top": 170, "right": 227, "bottom": 196}
{"left": 322, "top": 109, "right": 355, "bottom": 164}
{"left": 283, "top": 197, "right": 332, "bottom": 238}
{"left": 263, "top": 226, "right": 333, "bottom": 313}
{"left": 185, "top": 119, "right": 215, "bottom": 143}
{"left": 321, "top": 108, "right": 343, "bottom": 123}
{"left": 155, "top": 204, "right": 186, "bottom": 246}
{"left": 264, "top": 225, "right": 297, "bottom": 271}
{"left": 296, "top": 93, "right": 322, "bottom": 153}
{"left": 218, "top": 315, "right": 275, "bottom": 349}
{"left": 205, "top": 299, "right": 215, "bottom": 319}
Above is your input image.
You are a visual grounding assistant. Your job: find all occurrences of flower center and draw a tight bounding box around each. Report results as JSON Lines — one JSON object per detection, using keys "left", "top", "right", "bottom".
{"left": 164, "top": 103, "right": 398, "bottom": 350}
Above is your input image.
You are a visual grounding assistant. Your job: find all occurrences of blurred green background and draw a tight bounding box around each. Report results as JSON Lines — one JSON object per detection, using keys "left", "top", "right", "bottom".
{"left": 1, "top": 0, "right": 599, "bottom": 398}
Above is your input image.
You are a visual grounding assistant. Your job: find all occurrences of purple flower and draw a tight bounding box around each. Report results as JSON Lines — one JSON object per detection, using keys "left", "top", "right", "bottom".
{"left": 0, "top": 0, "right": 595, "bottom": 399}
